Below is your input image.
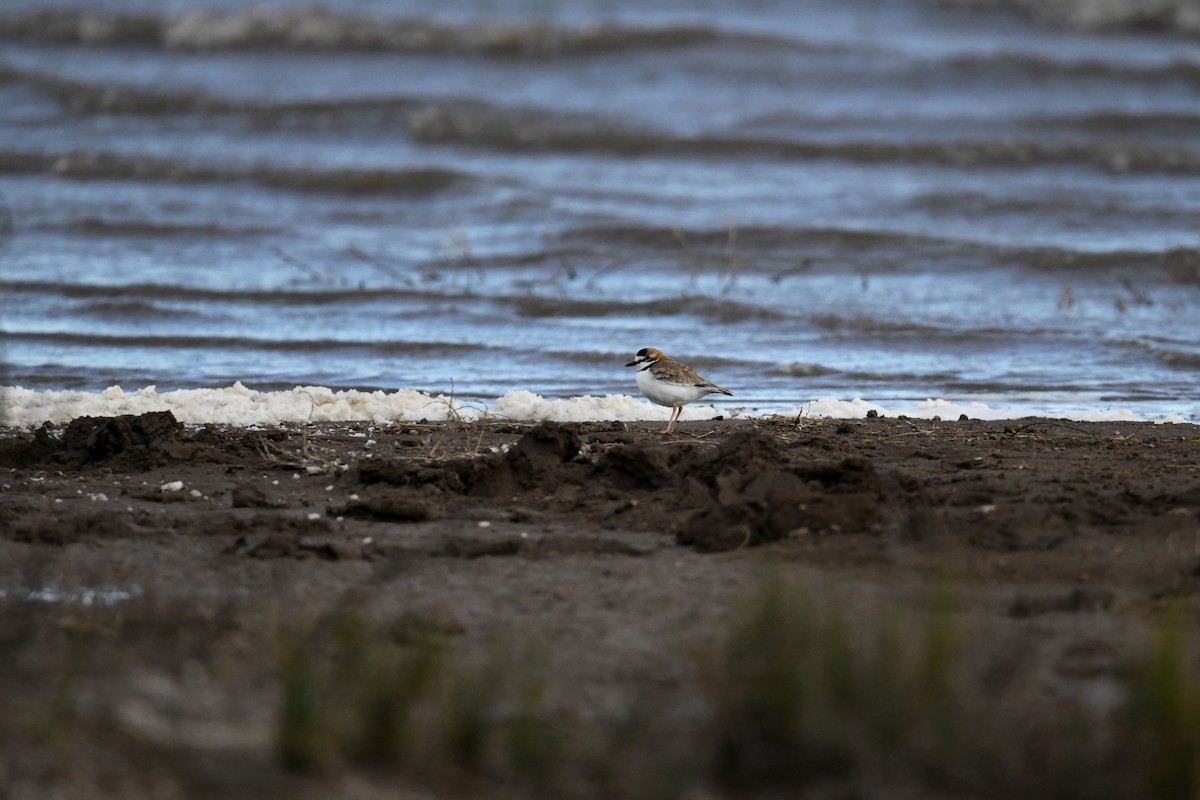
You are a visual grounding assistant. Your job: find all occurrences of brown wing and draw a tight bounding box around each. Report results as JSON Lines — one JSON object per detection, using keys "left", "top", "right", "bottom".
{"left": 655, "top": 359, "right": 733, "bottom": 395}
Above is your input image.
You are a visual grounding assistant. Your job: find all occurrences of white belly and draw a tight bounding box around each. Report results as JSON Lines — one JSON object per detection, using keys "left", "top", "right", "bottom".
{"left": 636, "top": 367, "right": 711, "bottom": 407}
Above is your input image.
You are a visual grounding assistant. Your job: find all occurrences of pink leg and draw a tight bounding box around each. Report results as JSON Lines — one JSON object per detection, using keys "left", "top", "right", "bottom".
{"left": 665, "top": 406, "right": 681, "bottom": 434}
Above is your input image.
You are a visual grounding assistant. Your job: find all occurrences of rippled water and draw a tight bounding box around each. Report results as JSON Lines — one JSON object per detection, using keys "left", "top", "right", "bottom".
{"left": 1, "top": 0, "right": 1198, "bottom": 420}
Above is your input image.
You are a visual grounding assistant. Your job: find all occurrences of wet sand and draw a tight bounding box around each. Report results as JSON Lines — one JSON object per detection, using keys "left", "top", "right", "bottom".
{"left": 2, "top": 412, "right": 1200, "bottom": 798}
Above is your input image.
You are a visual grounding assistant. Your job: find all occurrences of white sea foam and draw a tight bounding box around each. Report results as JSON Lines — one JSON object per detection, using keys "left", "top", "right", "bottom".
{"left": 492, "top": 389, "right": 720, "bottom": 423}
{"left": 786, "top": 397, "right": 1187, "bottom": 424}
{"left": 1, "top": 383, "right": 724, "bottom": 427}
{"left": 2, "top": 383, "right": 483, "bottom": 427}
{"left": 0, "top": 384, "right": 1188, "bottom": 428}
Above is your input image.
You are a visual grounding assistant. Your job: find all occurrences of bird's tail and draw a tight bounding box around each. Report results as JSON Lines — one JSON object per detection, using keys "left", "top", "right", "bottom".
{"left": 707, "top": 384, "right": 733, "bottom": 396}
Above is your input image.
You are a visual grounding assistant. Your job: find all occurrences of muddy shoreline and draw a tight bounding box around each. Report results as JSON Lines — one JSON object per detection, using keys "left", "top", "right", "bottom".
{"left": 3, "top": 413, "right": 1200, "bottom": 798}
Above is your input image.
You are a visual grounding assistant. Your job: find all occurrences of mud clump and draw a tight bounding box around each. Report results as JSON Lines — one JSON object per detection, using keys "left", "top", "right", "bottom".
{"left": 357, "top": 421, "right": 584, "bottom": 497}
{"left": 230, "top": 484, "right": 282, "bottom": 509}
{"left": 332, "top": 489, "right": 444, "bottom": 522}
{"left": 508, "top": 421, "right": 582, "bottom": 477}
{"left": 0, "top": 425, "right": 61, "bottom": 468}
{"left": 592, "top": 443, "right": 676, "bottom": 490}
{"left": 11, "top": 511, "right": 150, "bottom": 546}
{"left": 441, "top": 536, "right": 522, "bottom": 559}
{"left": 441, "top": 533, "right": 650, "bottom": 559}
{"left": 676, "top": 434, "right": 882, "bottom": 552}
{"left": 224, "top": 533, "right": 375, "bottom": 561}
{"left": 358, "top": 426, "right": 885, "bottom": 553}
{"left": 463, "top": 420, "right": 584, "bottom": 494}
{"left": 358, "top": 459, "right": 466, "bottom": 493}
{"left": 220, "top": 511, "right": 381, "bottom": 561}
{"left": 51, "top": 411, "right": 191, "bottom": 470}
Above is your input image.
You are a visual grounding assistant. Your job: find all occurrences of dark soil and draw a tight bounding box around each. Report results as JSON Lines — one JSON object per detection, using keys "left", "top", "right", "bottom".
{"left": 2, "top": 413, "right": 1200, "bottom": 798}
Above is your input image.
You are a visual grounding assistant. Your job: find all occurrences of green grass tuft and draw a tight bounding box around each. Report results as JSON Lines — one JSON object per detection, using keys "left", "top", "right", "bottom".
{"left": 273, "top": 612, "right": 561, "bottom": 787}
{"left": 1121, "top": 612, "right": 1200, "bottom": 800}
{"left": 704, "top": 575, "right": 962, "bottom": 789}
{"left": 276, "top": 624, "right": 334, "bottom": 774}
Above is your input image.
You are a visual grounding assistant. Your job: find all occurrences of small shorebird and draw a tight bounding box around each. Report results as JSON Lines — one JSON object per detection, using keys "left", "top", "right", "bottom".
{"left": 625, "top": 347, "right": 733, "bottom": 434}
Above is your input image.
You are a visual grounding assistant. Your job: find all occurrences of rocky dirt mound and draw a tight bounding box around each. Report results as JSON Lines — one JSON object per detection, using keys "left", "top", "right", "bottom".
{"left": 353, "top": 422, "right": 901, "bottom": 552}
{"left": 0, "top": 411, "right": 193, "bottom": 470}
{"left": 3, "top": 413, "right": 1198, "bottom": 564}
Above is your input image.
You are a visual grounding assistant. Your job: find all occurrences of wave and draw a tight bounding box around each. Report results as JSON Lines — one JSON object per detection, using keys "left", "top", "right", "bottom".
{"left": 538, "top": 349, "right": 751, "bottom": 372}
{"left": 558, "top": 223, "right": 1200, "bottom": 275}
{"left": 1115, "top": 339, "right": 1200, "bottom": 370}
{"left": 3, "top": 278, "right": 786, "bottom": 324}
{"left": 508, "top": 294, "right": 786, "bottom": 323}
{"left": 1155, "top": 350, "right": 1200, "bottom": 369}
{"left": 3, "top": 330, "right": 496, "bottom": 356}
{"left": 1056, "top": 110, "right": 1200, "bottom": 138}
{"left": 0, "top": 149, "right": 472, "bottom": 195}
{"left": 42, "top": 217, "right": 281, "bottom": 238}
{"left": 76, "top": 300, "right": 208, "bottom": 320}
{"left": 1016, "top": 245, "right": 1200, "bottom": 274}
{"left": 0, "top": 7, "right": 771, "bottom": 56}
{"left": 934, "top": 0, "right": 1200, "bottom": 36}
{"left": 806, "top": 314, "right": 1064, "bottom": 345}
{"left": 10, "top": 66, "right": 1198, "bottom": 175}
{"left": 769, "top": 362, "right": 841, "bottom": 377}
{"left": 559, "top": 222, "right": 956, "bottom": 253}
{"left": 742, "top": 108, "right": 1200, "bottom": 140}
{"left": 18, "top": 48, "right": 1200, "bottom": 134}
{"left": 0, "top": 280, "right": 448, "bottom": 304}
{"left": 940, "top": 52, "right": 1200, "bottom": 86}
{"left": 3, "top": 65, "right": 417, "bottom": 116}
{"left": 362, "top": 103, "right": 1200, "bottom": 175}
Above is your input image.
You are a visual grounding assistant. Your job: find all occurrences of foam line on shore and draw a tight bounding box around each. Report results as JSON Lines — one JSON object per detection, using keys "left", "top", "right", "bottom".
{"left": 1, "top": 383, "right": 722, "bottom": 428}
{"left": 1, "top": 383, "right": 1187, "bottom": 428}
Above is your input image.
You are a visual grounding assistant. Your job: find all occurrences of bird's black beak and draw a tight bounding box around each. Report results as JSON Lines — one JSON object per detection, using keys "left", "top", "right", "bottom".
{"left": 625, "top": 358, "right": 639, "bottom": 367}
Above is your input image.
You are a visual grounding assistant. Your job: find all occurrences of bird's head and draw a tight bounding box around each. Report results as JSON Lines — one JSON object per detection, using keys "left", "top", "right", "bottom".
{"left": 625, "top": 347, "right": 664, "bottom": 368}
